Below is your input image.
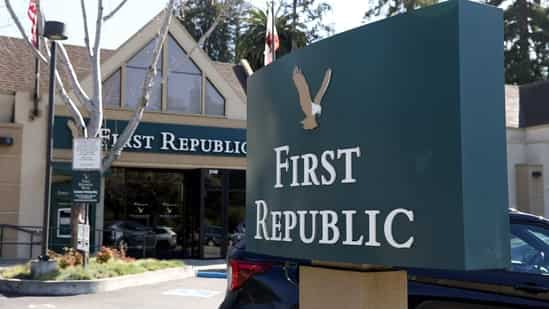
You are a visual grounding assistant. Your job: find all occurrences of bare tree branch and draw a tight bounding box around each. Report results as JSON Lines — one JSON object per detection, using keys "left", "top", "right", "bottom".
{"left": 93, "top": 0, "right": 104, "bottom": 55}
{"left": 3, "top": 0, "right": 48, "bottom": 63}
{"left": 41, "top": 37, "right": 88, "bottom": 138}
{"left": 80, "top": 0, "right": 93, "bottom": 57}
{"left": 102, "top": 0, "right": 177, "bottom": 171}
{"left": 103, "top": 0, "right": 128, "bottom": 22}
{"left": 87, "top": 0, "right": 105, "bottom": 138}
{"left": 57, "top": 42, "right": 94, "bottom": 111}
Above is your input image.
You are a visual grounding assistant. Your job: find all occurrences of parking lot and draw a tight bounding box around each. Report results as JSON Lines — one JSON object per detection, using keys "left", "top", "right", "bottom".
{"left": 0, "top": 277, "right": 226, "bottom": 309}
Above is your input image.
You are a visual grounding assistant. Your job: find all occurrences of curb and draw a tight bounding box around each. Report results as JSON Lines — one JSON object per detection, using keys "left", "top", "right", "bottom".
{"left": 0, "top": 267, "right": 194, "bottom": 296}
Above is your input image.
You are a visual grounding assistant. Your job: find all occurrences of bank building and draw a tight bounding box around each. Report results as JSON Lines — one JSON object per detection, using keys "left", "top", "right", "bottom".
{"left": 3, "top": 13, "right": 549, "bottom": 260}
{"left": 0, "top": 14, "right": 247, "bottom": 259}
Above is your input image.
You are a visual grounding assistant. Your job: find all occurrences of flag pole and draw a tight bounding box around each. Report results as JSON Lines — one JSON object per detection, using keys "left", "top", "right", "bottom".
{"left": 31, "top": 0, "right": 41, "bottom": 119}
{"left": 271, "top": 1, "right": 276, "bottom": 61}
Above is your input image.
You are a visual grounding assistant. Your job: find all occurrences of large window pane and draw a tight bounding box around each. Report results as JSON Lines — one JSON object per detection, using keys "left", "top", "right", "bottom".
{"left": 125, "top": 67, "right": 161, "bottom": 111}
{"left": 128, "top": 40, "right": 162, "bottom": 69}
{"left": 205, "top": 80, "right": 225, "bottom": 116}
{"left": 167, "top": 35, "right": 200, "bottom": 74}
{"left": 167, "top": 73, "right": 201, "bottom": 114}
{"left": 103, "top": 70, "right": 121, "bottom": 107}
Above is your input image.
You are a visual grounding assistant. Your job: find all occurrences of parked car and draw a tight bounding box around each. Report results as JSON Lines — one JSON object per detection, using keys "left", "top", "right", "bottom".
{"left": 205, "top": 225, "right": 225, "bottom": 247}
{"left": 153, "top": 225, "right": 177, "bottom": 249}
{"left": 102, "top": 220, "right": 157, "bottom": 256}
{"left": 220, "top": 210, "right": 549, "bottom": 309}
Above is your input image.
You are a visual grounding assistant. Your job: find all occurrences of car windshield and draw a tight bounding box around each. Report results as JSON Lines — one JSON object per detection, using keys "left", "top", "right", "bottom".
{"left": 510, "top": 223, "right": 549, "bottom": 275}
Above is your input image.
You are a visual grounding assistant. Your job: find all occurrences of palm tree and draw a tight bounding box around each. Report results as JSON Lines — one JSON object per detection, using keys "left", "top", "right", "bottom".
{"left": 237, "top": 8, "right": 307, "bottom": 71}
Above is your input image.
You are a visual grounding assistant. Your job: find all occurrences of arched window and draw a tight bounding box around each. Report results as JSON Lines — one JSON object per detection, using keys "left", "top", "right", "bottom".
{"left": 101, "top": 34, "right": 226, "bottom": 117}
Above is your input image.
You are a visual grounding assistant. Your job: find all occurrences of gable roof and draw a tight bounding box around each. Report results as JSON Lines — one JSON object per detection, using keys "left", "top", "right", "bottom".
{"left": 0, "top": 35, "right": 247, "bottom": 99}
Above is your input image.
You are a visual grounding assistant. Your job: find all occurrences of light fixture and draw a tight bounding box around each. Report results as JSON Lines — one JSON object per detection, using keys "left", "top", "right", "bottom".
{"left": 43, "top": 21, "right": 68, "bottom": 41}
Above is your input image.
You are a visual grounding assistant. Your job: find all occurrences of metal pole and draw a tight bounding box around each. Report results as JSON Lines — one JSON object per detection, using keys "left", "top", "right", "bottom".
{"left": 40, "top": 41, "right": 56, "bottom": 260}
{"left": 31, "top": 2, "right": 41, "bottom": 119}
{"left": 292, "top": 0, "right": 297, "bottom": 51}
{"left": 271, "top": 0, "right": 276, "bottom": 61}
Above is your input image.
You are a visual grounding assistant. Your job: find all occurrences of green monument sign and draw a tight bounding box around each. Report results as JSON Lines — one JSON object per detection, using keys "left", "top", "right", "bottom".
{"left": 246, "top": 0, "right": 510, "bottom": 270}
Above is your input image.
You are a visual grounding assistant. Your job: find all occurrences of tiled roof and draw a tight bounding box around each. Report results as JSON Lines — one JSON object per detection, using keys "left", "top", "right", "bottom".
{"left": 0, "top": 35, "right": 115, "bottom": 94}
{"left": 0, "top": 35, "right": 247, "bottom": 100}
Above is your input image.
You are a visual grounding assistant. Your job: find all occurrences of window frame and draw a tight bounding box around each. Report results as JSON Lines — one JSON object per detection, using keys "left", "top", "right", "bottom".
{"left": 103, "top": 35, "right": 227, "bottom": 118}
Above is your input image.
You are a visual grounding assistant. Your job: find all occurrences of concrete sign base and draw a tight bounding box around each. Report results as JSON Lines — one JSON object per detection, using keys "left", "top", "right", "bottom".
{"left": 300, "top": 266, "right": 407, "bottom": 309}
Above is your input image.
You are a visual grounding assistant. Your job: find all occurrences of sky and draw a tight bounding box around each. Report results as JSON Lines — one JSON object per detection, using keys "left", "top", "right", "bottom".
{"left": 0, "top": 0, "right": 370, "bottom": 49}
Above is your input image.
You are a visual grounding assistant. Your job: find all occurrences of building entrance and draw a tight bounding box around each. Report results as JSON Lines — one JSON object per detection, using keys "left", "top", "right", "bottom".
{"left": 104, "top": 168, "right": 245, "bottom": 259}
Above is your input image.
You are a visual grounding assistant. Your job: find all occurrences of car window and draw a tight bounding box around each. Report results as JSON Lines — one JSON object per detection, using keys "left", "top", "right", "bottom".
{"left": 509, "top": 224, "right": 549, "bottom": 275}
{"left": 125, "top": 221, "right": 146, "bottom": 230}
{"left": 526, "top": 225, "right": 549, "bottom": 246}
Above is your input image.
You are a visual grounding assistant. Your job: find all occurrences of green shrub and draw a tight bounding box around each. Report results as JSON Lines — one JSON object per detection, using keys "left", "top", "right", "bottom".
{"left": 0, "top": 263, "right": 31, "bottom": 279}
{"left": 0, "top": 257, "right": 184, "bottom": 281}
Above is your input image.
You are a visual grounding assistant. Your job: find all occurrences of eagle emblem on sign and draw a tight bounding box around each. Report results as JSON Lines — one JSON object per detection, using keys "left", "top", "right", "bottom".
{"left": 292, "top": 66, "right": 333, "bottom": 130}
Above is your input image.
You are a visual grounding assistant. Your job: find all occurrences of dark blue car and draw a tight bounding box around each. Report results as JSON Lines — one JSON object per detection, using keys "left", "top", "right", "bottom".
{"left": 220, "top": 210, "right": 549, "bottom": 308}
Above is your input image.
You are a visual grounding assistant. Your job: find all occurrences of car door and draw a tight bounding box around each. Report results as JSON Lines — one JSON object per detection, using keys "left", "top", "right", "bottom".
{"left": 409, "top": 218, "right": 549, "bottom": 308}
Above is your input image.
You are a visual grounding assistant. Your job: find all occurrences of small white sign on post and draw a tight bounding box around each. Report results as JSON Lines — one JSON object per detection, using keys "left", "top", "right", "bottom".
{"left": 77, "top": 223, "right": 90, "bottom": 252}
{"left": 73, "top": 138, "right": 102, "bottom": 171}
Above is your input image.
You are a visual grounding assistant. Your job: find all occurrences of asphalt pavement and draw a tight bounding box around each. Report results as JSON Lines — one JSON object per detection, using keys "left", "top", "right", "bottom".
{"left": 0, "top": 276, "right": 227, "bottom": 309}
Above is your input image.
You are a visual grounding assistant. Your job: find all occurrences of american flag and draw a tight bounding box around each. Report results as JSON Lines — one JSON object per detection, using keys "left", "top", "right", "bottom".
{"left": 27, "top": 0, "right": 38, "bottom": 47}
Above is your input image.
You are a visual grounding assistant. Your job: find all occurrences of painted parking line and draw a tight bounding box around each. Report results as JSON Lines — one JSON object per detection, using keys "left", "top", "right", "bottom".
{"left": 162, "top": 288, "right": 222, "bottom": 298}
{"left": 27, "top": 304, "right": 56, "bottom": 309}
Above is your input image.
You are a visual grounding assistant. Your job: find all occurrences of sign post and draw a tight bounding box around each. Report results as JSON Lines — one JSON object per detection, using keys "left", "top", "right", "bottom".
{"left": 72, "top": 137, "right": 101, "bottom": 267}
{"left": 246, "top": 1, "right": 508, "bottom": 308}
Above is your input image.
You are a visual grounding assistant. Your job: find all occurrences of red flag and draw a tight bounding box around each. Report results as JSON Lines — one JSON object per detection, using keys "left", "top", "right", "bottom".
{"left": 27, "top": 0, "right": 38, "bottom": 47}
{"left": 264, "top": 5, "right": 279, "bottom": 66}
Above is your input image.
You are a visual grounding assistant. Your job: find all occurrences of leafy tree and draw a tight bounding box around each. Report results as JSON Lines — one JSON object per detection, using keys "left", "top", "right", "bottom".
{"left": 237, "top": 0, "right": 332, "bottom": 70}
{"left": 180, "top": 0, "right": 249, "bottom": 62}
{"left": 236, "top": 8, "right": 307, "bottom": 70}
{"left": 489, "top": 0, "right": 549, "bottom": 84}
{"left": 280, "top": 0, "right": 334, "bottom": 44}
{"left": 364, "top": 0, "right": 437, "bottom": 19}
{"left": 365, "top": 0, "right": 549, "bottom": 85}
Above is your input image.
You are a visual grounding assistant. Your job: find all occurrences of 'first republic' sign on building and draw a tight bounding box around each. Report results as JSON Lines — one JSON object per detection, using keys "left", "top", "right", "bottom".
{"left": 246, "top": 0, "right": 510, "bottom": 271}
{"left": 53, "top": 116, "right": 247, "bottom": 157}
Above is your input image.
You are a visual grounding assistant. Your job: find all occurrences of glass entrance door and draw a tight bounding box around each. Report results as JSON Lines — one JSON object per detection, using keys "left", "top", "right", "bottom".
{"left": 202, "top": 170, "right": 226, "bottom": 258}
{"left": 200, "top": 169, "right": 246, "bottom": 259}
{"left": 104, "top": 168, "right": 201, "bottom": 258}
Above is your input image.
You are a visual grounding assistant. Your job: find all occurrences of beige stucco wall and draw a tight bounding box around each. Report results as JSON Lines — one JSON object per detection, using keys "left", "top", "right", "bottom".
{"left": 14, "top": 91, "right": 48, "bottom": 257}
{"left": 0, "top": 122, "right": 23, "bottom": 258}
{"left": 506, "top": 124, "right": 549, "bottom": 217}
{"left": 0, "top": 92, "right": 15, "bottom": 123}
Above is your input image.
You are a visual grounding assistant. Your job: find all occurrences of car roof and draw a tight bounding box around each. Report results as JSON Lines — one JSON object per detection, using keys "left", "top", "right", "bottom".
{"left": 509, "top": 208, "right": 549, "bottom": 225}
